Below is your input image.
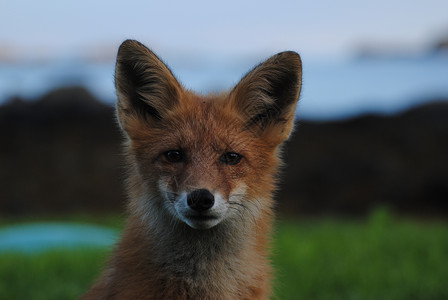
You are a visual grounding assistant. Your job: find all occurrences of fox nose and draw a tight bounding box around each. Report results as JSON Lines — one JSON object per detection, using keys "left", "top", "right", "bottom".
{"left": 187, "top": 189, "right": 215, "bottom": 212}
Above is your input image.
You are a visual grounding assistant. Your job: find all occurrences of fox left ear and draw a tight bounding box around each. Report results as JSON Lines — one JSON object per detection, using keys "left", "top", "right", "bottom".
{"left": 114, "top": 40, "right": 182, "bottom": 136}
{"left": 229, "top": 51, "right": 302, "bottom": 144}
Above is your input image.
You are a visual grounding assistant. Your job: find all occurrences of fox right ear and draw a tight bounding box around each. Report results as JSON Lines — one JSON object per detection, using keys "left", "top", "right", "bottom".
{"left": 229, "top": 51, "right": 302, "bottom": 144}
{"left": 115, "top": 40, "right": 182, "bottom": 134}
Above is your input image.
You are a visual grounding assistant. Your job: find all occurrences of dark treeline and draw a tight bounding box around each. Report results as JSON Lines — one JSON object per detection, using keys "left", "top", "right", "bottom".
{"left": 1, "top": 86, "right": 447, "bottom": 218}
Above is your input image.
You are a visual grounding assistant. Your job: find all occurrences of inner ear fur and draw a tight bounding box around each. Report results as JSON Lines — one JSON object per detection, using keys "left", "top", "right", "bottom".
{"left": 115, "top": 40, "right": 182, "bottom": 131}
{"left": 229, "top": 51, "right": 302, "bottom": 142}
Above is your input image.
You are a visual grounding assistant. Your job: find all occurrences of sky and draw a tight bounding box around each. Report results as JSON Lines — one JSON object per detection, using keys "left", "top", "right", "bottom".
{"left": 1, "top": 0, "right": 448, "bottom": 61}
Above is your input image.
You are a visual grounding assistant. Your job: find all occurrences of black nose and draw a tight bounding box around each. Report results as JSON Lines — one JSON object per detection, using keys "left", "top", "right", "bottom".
{"left": 187, "top": 189, "right": 215, "bottom": 212}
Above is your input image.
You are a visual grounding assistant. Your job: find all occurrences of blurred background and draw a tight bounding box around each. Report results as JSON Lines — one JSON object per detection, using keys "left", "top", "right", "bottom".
{"left": 1, "top": 0, "right": 448, "bottom": 299}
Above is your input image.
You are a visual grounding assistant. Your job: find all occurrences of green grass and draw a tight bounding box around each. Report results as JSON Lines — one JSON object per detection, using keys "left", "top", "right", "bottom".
{"left": 1, "top": 210, "right": 448, "bottom": 299}
{"left": 273, "top": 210, "right": 448, "bottom": 300}
{"left": 0, "top": 248, "right": 108, "bottom": 300}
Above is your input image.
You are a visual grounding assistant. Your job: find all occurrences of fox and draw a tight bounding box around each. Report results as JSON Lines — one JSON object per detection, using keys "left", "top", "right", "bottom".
{"left": 83, "top": 39, "right": 302, "bottom": 300}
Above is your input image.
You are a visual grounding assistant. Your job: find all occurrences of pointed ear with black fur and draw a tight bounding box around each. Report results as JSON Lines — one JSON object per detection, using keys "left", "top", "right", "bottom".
{"left": 229, "top": 51, "right": 302, "bottom": 144}
{"left": 115, "top": 40, "right": 182, "bottom": 134}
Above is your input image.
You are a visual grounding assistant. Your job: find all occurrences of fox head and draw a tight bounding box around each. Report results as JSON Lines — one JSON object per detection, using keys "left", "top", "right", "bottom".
{"left": 115, "top": 40, "right": 301, "bottom": 230}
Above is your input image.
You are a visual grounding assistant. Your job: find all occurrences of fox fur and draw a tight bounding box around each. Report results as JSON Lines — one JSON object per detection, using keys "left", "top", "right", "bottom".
{"left": 83, "top": 39, "right": 302, "bottom": 300}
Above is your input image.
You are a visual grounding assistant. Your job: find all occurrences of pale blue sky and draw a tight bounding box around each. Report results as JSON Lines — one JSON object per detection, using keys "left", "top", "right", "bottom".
{"left": 1, "top": 0, "right": 448, "bottom": 60}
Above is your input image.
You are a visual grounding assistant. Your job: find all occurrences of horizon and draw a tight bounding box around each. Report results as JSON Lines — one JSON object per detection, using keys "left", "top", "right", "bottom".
{"left": 1, "top": 0, "right": 448, "bottom": 120}
{"left": 1, "top": 0, "right": 448, "bottom": 62}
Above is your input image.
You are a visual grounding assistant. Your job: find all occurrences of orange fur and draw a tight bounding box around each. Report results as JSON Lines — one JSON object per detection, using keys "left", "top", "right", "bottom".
{"left": 83, "top": 40, "right": 302, "bottom": 300}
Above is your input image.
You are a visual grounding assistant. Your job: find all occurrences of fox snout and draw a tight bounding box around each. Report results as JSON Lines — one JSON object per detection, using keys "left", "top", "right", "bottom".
{"left": 172, "top": 188, "right": 229, "bottom": 230}
{"left": 187, "top": 189, "right": 215, "bottom": 212}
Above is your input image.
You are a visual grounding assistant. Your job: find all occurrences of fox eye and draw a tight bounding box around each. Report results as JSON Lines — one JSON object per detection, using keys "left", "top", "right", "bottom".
{"left": 220, "top": 152, "right": 242, "bottom": 165}
{"left": 164, "top": 150, "right": 183, "bottom": 163}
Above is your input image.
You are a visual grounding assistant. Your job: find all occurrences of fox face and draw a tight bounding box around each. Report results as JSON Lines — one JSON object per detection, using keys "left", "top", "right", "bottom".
{"left": 115, "top": 40, "right": 301, "bottom": 230}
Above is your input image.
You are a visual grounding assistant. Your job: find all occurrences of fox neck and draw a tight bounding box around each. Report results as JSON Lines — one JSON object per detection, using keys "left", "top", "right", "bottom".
{"left": 112, "top": 152, "right": 274, "bottom": 298}
{"left": 117, "top": 190, "right": 273, "bottom": 297}
{"left": 129, "top": 192, "right": 272, "bottom": 271}
{"left": 124, "top": 163, "right": 274, "bottom": 272}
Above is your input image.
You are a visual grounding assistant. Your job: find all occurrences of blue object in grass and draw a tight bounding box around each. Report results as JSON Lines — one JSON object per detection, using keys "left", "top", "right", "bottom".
{"left": 0, "top": 223, "right": 118, "bottom": 253}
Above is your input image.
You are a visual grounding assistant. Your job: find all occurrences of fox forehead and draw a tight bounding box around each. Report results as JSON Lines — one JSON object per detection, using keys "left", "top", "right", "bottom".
{"left": 137, "top": 94, "right": 254, "bottom": 155}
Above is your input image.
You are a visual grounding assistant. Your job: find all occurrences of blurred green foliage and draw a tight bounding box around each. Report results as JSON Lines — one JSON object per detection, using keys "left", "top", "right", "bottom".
{"left": 0, "top": 210, "right": 447, "bottom": 299}
{"left": 0, "top": 248, "right": 108, "bottom": 300}
{"left": 273, "top": 209, "right": 448, "bottom": 300}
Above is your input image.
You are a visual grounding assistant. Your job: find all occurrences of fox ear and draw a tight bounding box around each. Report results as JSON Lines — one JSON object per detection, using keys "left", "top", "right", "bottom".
{"left": 115, "top": 40, "right": 182, "bottom": 133}
{"left": 229, "top": 51, "right": 302, "bottom": 143}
